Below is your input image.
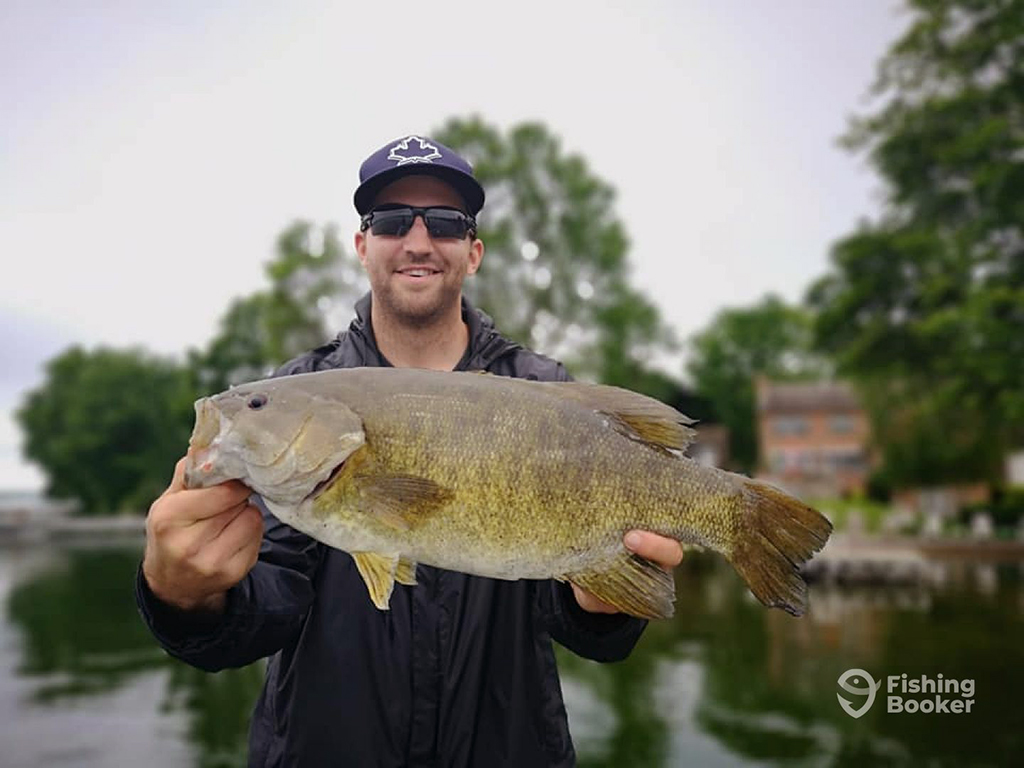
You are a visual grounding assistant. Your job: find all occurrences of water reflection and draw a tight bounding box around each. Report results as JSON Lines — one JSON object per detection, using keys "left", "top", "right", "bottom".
{"left": 163, "top": 663, "right": 265, "bottom": 768}
{"left": 2, "top": 545, "right": 1022, "bottom": 767}
{"left": 7, "top": 548, "right": 167, "bottom": 702}
{"left": 2, "top": 545, "right": 260, "bottom": 767}
{"left": 559, "top": 556, "right": 1024, "bottom": 767}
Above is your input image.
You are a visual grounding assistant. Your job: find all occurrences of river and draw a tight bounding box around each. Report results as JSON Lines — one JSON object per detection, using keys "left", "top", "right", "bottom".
{"left": 0, "top": 543, "right": 1020, "bottom": 767}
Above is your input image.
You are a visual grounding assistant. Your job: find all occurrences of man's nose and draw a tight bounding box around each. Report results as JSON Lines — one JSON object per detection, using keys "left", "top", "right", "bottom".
{"left": 403, "top": 214, "right": 433, "bottom": 252}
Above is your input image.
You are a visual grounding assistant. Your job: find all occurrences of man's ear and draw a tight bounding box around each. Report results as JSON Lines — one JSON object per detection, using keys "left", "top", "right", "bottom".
{"left": 354, "top": 230, "right": 368, "bottom": 267}
{"left": 466, "top": 238, "right": 484, "bottom": 275}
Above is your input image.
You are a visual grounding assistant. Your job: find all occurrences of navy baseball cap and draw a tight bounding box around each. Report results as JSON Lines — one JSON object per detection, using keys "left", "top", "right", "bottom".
{"left": 353, "top": 135, "right": 485, "bottom": 216}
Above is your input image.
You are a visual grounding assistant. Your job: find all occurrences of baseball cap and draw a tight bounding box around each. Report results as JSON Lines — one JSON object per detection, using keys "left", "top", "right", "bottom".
{"left": 353, "top": 135, "right": 486, "bottom": 216}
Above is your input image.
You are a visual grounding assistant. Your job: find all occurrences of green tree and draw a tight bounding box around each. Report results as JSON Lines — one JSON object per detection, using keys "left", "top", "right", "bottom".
{"left": 433, "top": 117, "right": 674, "bottom": 388}
{"left": 16, "top": 223, "right": 365, "bottom": 514}
{"left": 16, "top": 347, "right": 196, "bottom": 515}
{"left": 686, "top": 295, "right": 828, "bottom": 473}
{"left": 807, "top": 0, "right": 1024, "bottom": 486}
{"left": 190, "top": 220, "right": 365, "bottom": 394}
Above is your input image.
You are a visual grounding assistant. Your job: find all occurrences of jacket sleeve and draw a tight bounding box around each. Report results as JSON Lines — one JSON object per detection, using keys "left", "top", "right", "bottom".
{"left": 135, "top": 499, "right": 321, "bottom": 672}
{"left": 537, "top": 580, "right": 648, "bottom": 662}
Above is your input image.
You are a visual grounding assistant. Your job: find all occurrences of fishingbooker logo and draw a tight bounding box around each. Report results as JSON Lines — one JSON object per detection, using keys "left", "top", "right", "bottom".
{"left": 837, "top": 669, "right": 975, "bottom": 717}
{"left": 837, "top": 668, "right": 878, "bottom": 718}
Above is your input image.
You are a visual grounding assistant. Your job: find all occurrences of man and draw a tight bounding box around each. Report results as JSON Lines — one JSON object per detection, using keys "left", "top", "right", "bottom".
{"left": 138, "top": 135, "right": 683, "bottom": 767}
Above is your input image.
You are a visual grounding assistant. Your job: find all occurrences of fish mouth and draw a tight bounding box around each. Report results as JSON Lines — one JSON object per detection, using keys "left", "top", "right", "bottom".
{"left": 185, "top": 400, "right": 231, "bottom": 489}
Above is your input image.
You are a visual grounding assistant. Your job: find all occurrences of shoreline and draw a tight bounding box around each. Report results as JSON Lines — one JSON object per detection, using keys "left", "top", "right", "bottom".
{"left": 0, "top": 514, "right": 146, "bottom": 544}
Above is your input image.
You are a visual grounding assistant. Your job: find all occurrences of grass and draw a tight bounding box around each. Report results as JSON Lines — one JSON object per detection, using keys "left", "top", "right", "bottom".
{"left": 808, "top": 496, "right": 896, "bottom": 534}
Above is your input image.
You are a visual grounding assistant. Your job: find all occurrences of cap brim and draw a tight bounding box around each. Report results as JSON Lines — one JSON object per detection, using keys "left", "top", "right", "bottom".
{"left": 354, "top": 165, "right": 485, "bottom": 215}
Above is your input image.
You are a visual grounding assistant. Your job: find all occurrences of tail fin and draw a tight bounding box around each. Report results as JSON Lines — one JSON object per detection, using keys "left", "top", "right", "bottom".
{"left": 726, "top": 478, "right": 832, "bottom": 616}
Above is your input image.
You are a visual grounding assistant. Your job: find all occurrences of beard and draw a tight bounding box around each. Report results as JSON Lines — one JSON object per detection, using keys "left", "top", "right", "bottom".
{"left": 372, "top": 271, "right": 465, "bottom": 329}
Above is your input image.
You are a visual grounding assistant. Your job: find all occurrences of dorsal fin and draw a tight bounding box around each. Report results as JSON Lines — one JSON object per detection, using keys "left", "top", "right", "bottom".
{"left": 542, "top": 382, "right": 696, "bottom": 454}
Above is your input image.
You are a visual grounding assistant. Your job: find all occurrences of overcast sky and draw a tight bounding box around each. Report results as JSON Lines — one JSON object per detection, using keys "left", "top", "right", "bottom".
{"left": 1, "top": 1, "right": 907, "bottom": 490}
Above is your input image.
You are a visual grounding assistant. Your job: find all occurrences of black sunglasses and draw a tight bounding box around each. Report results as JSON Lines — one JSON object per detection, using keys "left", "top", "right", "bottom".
{"left": 360, "top": 205, "right": 477, "bottom": 240}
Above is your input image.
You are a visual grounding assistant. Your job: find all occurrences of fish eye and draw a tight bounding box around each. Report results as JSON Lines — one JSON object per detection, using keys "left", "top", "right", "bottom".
{"left": 248, "top": 394, "right": 268, "bottom": 410}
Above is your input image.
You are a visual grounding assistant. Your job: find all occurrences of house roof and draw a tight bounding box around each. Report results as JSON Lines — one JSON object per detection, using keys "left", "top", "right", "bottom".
{"left": 757, "top": 379, "right": 862, "bottom": 415}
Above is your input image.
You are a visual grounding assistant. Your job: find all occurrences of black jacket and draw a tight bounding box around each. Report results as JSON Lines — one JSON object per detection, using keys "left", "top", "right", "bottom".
{"left": 137, "top": 293, "right": 647, "bottom": 767}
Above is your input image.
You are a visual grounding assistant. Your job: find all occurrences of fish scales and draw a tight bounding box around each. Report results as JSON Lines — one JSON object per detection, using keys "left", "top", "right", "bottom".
{"left": 184, "top": 367, "right": 832, "bottom": 618}
{"left": 321, "top": 373, "right": 720, "bottom": 566}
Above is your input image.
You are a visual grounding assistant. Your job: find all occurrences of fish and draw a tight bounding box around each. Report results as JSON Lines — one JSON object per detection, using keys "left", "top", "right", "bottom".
{"left": 183, "top": 367, "right": 832, "bottom": 619}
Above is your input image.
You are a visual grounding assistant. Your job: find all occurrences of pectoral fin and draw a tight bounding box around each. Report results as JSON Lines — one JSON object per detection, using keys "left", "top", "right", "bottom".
{"left": 351, "top": 552, "right": 401, "bottom": 610}
{"left": 356, "top": 474, "right": 454, "bottom": 531}
{"left": 567, "top": 552, "right": 676, "bottom": 619}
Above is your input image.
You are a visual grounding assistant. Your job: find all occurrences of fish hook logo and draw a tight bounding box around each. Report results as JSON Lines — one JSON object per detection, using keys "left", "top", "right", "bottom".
{"left": 388, "top": 135, "right": 442, "bottom": 165}
{"left": 837, "top": 668, "right": 879, "bottom": 719}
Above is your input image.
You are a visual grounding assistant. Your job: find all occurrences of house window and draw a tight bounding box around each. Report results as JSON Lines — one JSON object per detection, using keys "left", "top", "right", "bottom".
{"left": 829, "top": 415, "right": 855, "bottom": 434}
{"left": 773, "top": 417, "right": 809, "bottom": 436}
{"left": 828, "top": 450, "right": 865, "bottom": 470}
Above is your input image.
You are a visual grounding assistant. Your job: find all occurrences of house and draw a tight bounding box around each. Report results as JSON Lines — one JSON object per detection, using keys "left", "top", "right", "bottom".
{"left": 755, "top": 377, "right": 871, "bottom": 498}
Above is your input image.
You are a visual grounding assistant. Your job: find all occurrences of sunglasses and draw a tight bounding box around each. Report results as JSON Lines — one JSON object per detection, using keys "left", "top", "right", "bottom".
{"left": 360, "top": 205, "right": 477, "bottom": 240}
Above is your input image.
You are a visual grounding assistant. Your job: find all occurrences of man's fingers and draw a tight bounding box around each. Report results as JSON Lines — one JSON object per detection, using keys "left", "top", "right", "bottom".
{"left": 222, "top": 513, "right": 265, "bottom": 575}
{"left": 176, "top": 483, "right": 253, "bottom": 523}
{"left": 572, "top": 583, "right": 619, "bottom": 614}
{"left": 200, "top": 497, "right": 252, "bottom": 542}
{"left": 208, "top": 504, "right": 264, "bottom": 560}
{"left": 149, "top": 482, "right": 253, "bottom": 535}
{"left": 163, "top": 457, "right": 189, "bottom": 496}
{"left": 624, "top": 530, "right": 684, "bottom": 569}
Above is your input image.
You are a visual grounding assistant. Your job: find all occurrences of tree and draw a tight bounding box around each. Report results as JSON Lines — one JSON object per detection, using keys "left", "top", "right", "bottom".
{"left": 16, "top": 223, "right": 366, "bottom": 515}
{"left": 16, "top": 347, "right": 196, "bottom": 515}
{"left": 197, "top": 119, "right": 675, "bottom": 393}
{"left": 807, "top": 0, "right": 1024, "bottom": 486}
{"left": 686, "top": 295, "right": 828, "bottom": 473}
{"left": 190, "top": 220, "right": 365, "bottom": 394}
{"left": 17, "top": 119, "right": 677, "bottom": 512}
{"left": 433, "top": 117, "right": 674, "bottom": 388}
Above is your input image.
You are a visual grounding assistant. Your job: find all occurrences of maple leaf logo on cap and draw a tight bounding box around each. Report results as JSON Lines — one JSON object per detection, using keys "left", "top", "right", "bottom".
{"left": 387, "top": 135, "right": 442, "bottom": 166}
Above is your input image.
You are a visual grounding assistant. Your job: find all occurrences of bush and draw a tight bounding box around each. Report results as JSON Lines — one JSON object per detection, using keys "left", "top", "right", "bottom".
{"left": 866, "top": 468, "right": 893, "bottom": 503}
{"left": 959, "top": 489, "right": 1024, "bottom": 530}
{"left": 17, "top": 346, "right": 197, "bottom": 515}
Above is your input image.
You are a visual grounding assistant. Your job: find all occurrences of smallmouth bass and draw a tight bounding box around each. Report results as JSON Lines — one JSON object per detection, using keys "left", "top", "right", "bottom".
{"left": 184, "top": 367, "right": 832, "bottom": 618}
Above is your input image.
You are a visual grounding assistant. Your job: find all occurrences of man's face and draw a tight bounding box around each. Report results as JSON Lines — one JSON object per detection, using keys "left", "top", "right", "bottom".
{"left": 355, "top": 175, "right": 484, "bottom": 327}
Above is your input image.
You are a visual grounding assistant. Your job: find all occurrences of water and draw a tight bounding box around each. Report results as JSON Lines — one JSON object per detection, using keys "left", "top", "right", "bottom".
{"left": 0, "top": 543, "right": 1020, "bottom": 767}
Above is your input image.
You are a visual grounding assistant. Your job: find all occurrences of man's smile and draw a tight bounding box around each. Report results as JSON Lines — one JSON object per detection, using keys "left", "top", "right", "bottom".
{"left": 395, "top": 266, "right": 442, "bottom": 280}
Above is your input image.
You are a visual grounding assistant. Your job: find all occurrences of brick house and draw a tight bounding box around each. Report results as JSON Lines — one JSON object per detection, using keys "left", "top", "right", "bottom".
{"left": 755, "top": 377, "right": 872, "bottom": 498}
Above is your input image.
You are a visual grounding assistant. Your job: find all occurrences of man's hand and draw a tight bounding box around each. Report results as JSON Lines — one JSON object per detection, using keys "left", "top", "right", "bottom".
{"left": 142, "top": 457, "right": 264, "bottom": 615}
{"left": 572, "top": 530, "right": 684, "bottom": 614}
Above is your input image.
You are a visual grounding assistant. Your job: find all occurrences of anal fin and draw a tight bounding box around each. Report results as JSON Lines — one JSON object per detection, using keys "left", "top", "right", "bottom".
{"left": 568, "top": 552, "right": 676, "bottom": 619}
